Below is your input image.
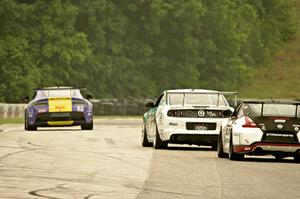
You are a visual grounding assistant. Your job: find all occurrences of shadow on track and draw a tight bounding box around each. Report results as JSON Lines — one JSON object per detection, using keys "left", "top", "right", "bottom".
{"left": 35, "top": 128, "right": 82, "bottom": 132}
{"left": 164, "top": 145, "right": 215, "bottom": 152}
{"left": 241, "top": 156, "right": 299, "bottom": 164}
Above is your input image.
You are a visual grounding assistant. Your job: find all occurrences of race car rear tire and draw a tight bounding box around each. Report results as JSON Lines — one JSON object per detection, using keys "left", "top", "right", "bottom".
{"left": 229, "top": 138, "right": 244, "bottom": 161}
{"left": 212, "top": 143, "right": 218, "bottom": 151}
{"left": 217, "top": 134, "right": 227, "bottom": 158}
{"left": 153, "top": 125, "right": 168, "bottom": 149}
{"left": 26, "top": 121, "right": 37, "bottom": 131}
{"left": 24, "top": 113, "right": 28, "bottom": 130}
{"left": 25, "top": 114, "right": 37, "bottom": 131}
{"left": 294, "top": 151, "right": 300, "bottom": 163}
{"left": 81, "top": 122, "right": 93, "bottom": 130}
{"left": 142, "top": 123, "right": 152, "bottom": 147}
{"left": 274, "top": 154, "right": 284, "bottom": 161}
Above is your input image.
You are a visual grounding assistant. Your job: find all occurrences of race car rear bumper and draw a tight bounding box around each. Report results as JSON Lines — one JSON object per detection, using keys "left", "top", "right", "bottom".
{"left": 32, "top": 112, "right": 92, "bottom": 127}
{"left": 234, "top": 142, "right": 300, "bottom": 154}
{"left": 159, "top": 128, "right": 219, "bottom": 146}
{"left": 34, "top": 120, "right": 90, "bottom": 127}
{"left": 168, "top": 134, "right": 218, "bottom": 146}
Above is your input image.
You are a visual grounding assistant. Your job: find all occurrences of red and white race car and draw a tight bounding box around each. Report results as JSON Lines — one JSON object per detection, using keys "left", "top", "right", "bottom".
{"left": 218, "top": 99, "right": 300, "bottom": 162}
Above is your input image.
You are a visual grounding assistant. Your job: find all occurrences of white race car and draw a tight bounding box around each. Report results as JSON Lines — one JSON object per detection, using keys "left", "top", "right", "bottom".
{"left": 218, "top": 99, "right": 300, "bottom": 162}
{"left": 141, "top": 89, "right": 236, "bottom": 149}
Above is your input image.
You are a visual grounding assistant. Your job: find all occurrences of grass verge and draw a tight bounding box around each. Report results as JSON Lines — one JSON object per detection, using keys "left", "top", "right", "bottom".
{"left": 239, "top": 0, "right": 300, "bottom": 99}
{"left": 0, "top": 117, "right": 24, "bottom": 125}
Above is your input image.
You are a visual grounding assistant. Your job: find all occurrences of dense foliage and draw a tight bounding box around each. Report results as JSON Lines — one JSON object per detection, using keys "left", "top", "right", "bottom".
{"left": 0, "top": 0, "right": 296, "bottom": 102}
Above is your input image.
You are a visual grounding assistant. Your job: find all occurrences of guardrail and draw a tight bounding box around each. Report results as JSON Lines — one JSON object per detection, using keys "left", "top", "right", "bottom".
{"left": 91, "top": 98, "right": 150, "bottom": 116}
{"left": 0, "top": 103, "right": 26, "bottom": 118}
{"left": 0, "top": 99, "right": 151, "bottom": 118}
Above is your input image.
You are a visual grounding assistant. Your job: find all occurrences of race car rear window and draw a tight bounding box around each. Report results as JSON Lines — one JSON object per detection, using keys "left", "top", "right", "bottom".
{"left": 169, "top": 94, "right": 184, "bottom": 105}
{"left": 35, "top": 89, "right": 83, "bottom": 99}
{"left": 247, "top": 103, "right": 298, "bottom": 117}
{"left": 168, "top": 93, "right": 227, "bottom": 106}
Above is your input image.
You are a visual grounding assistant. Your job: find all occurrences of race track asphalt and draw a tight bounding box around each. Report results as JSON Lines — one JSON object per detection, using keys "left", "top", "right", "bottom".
{"left": 0, "top": 118, "right": 299, "bottom": 199}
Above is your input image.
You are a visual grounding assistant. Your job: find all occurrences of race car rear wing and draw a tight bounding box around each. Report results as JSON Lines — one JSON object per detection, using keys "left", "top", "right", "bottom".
{"left": 165, "top": 91, "right": 238, "bottom": 107}
{"left": 35, "top": 86, "right": 86, "bottom": 91}
{"left": 242, "top": 100, "right": 300, "bottom": 118}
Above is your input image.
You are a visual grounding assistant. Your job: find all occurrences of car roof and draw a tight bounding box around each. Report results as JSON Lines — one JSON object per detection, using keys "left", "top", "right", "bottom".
{"left": 241, "top": 99, "right": 300, "bottom": 105}
{"left": 36, "top": 86, "right": 77, "bottom": 90}
{"left": 165, "top": 89, "right": 219, "bottom": 93}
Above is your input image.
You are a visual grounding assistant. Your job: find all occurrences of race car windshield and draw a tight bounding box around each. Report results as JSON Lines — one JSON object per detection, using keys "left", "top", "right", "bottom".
{"left": 35, "top": 89, "right": 83, "bottom": 99}
{"left": 247, "top": 103, "right": 299, "bottom": 117}
{"left": 168, "top": 93, "right": 227, "bottom": 106}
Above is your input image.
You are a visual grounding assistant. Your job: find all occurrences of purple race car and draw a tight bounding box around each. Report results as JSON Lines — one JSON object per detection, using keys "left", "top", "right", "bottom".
{"left": 24, "top": 87, "right": 93, "bottom": 131}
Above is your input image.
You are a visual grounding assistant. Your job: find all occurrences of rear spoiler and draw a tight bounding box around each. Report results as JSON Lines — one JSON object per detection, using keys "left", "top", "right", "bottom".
{"left": 165, "top": 91, "right": 238, "bottom": 107}
{"left": 243, "top": 100, "right": 300, "bottom": 118}
{"left": 34, "top": 87, "right": 87, "bottom": 91}
{"left": 220, "top": 92, "right": 238, "bottom": 107}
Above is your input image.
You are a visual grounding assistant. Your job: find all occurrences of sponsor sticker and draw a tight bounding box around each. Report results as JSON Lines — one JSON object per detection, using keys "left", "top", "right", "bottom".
{"left": 77, "top": 106, "right": 84, "bottom": 112}
{"left": 266, "top": 133, "right": 293, "bottom": 137}
{"left": 197, "top": 110, "right": 205, "bottom": 117}
{"left": 49, "top": 98, "right": 72, "bottom": 112}
{"left": 277, "top": 124, "right": 283, "bottom": 129}
{"left": 37, "top": 108, "right": 47, "bottom": 113}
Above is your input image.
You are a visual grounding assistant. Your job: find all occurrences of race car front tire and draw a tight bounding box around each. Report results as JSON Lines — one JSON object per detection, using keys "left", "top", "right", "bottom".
{"left": 25, "top": 118, "right": 37, "bottom": 131}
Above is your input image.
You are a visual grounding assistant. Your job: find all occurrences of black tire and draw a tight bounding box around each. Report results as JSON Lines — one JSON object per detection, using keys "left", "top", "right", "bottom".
{"left": 26, "top": 120, "right": 37, "bottom": 131}
{"left": 142, "top": 123, "right": 152, "bottom": 147}
{"left": 212, "top": 143, "right": 218, "bottom": 151}
{"left": 153, "top": 125, "right": 168, "bottom": 149}
{"left": 294, "top": 151, "right": 300, "bottom": 163}
{"left": 217, "top": 134, "right": 227, "bottom": 158}
{"left": 24, "top": 112, "right": 28, "bottom": 130}
{"left": 25, "top": 112, "right": 37, "bottom": 131}
{"left": 274, "top": 154, "right": 284, "bottom": 161}
{"left": 229, "top": 137, "right": 244, "bottom": 161}
{"left": 81, "top": 121, "right": 93, "bottom": 130}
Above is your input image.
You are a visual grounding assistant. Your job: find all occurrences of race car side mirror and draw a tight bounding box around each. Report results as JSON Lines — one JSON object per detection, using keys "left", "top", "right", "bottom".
{"left": 223, "top": 109, "right": 234, "bottom": 117}
{"left": 86, "top": 94, "right": 93, "bottom": 100}
{"left": 145, "top": 102, "right": 155, "bottom": 108}
{"left": 23, "top": 96, "right": 29, "bottom": 103}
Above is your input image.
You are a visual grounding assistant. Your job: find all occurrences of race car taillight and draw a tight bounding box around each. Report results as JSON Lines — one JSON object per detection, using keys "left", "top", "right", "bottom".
{"left": 73, "top": 100, "right": 86, "bottom": 105}
{"left": 167, "top": 110, "right": 181, "bottom": 117}
{"left": 242, "top": 116, "right": 257, "bottom": 128}
{"left": 33, "top": 101, "right": 48, "bottom": 106}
